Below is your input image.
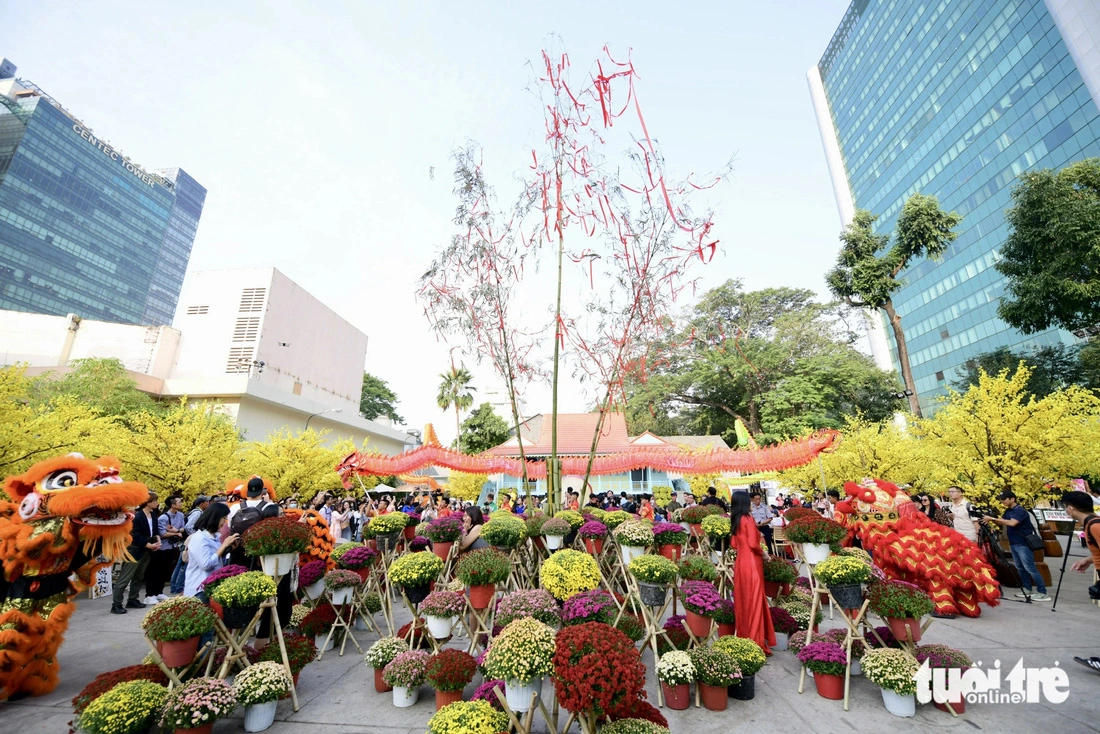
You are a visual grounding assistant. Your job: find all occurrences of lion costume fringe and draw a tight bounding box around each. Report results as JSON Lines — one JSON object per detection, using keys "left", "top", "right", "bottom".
{"left": 0, "top": 454, "right": 148, "bottom": 699}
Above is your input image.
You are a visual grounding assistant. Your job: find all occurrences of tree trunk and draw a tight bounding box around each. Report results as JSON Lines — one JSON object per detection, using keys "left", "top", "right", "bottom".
{"left": 455, "top": 405, "right": 462, "bottom": 454}
{"left": 882, "top": 299, "right": 923, "bottom": 418}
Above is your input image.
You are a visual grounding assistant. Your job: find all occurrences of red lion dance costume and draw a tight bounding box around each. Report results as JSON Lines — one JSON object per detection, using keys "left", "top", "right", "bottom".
{"left": 835, "top": 478, "right": 999, "bottom": 617}
{"left": 0, "top": 454, "right": 148, "bottom": 699}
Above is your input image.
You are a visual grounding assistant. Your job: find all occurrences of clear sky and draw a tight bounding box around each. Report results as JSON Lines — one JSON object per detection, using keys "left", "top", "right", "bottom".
{"left": 5, "top": 0, "right": 852, "bottom": 445}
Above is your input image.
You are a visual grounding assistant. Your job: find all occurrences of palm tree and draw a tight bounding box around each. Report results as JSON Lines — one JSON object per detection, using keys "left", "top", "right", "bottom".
{"left": 437, "top": 365, "right": 476, "bottom": 453}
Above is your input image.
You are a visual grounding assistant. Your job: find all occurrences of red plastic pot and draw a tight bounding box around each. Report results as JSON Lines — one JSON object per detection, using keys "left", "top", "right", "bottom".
{"left": 157, "top": 636, "right": 200, "bottom": 668}
{"left": 685, "top": 610, "right": 712, "bottom": 639}
{"left": 763, "top": 580, "right": 780, "bottom": 598}
{"left": 886, "top": 616, "right": 922, "bottom": 644}
{"left": 433, "top": 541, "right": 454, "bottom": 561}
{"left": 404, "top": 526, "right": 416, "bottom": 540}
{"left": 173, "top": 724, "right": 213, "bottom": 734}
{"left": 584, "top": 538, "right": 604, "bottom": 555}
{"left": 813, "top": 672, "right": 845, "bottom": 700}
{"left": 662, "top": 682, "right": 690, "bottom": 710}
{"left": 934, "top": 696, "right": 966, "bottom": 714}
{"left": 717, "top": 622, "right": 737, "bottom": 637}
{"left": 354, "top": 567, "right": 371, "bottom": 583}
{"left": 209, "top": 600, "right": 224, "bottom": 620}
{"left": 435, "top": 689, "right": 463, "bottom": 710}
{"left": 659, "top": 544, "right": 681, "bottom": 562}
{"left": 689, "top": 523, "right": 703, "bottom": 537}
{"left": 468, "top": 584, "right": 496, "bottom": 610}
{"left": 699, "top": 683, "right": 727, "bottom": 711}
{"left": 374, "top": 666, "right": 392, "bottom": 693}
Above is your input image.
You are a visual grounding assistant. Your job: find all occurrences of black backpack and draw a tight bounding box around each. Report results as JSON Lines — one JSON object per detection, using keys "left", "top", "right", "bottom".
{"left": 230, "top": 500, "right": 276, "bottom": 537}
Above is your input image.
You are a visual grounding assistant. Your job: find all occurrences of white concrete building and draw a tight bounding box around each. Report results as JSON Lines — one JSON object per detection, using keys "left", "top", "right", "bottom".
{"left": 0, "top": 267, "right": 410, "bottom": 454}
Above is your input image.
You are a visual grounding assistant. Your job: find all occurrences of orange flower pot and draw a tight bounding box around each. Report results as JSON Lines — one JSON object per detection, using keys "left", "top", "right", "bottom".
{"left": 435, "top": 689, "right": 463, "bottom": 710}
{"left": 404, "top": 526, "right": 416, "bottom": 540}
{"left": 934, "top": 696, "right": 966, "bottom": 714}
{"left": 468, "top": 584, "right": 496, "bottom": 610}
{"left": 662, "top": 682, "right": 690, "bottom": 710}
{"left": 584, "top": 538, "right": 604, "bottom": 555}
{"left": 699, "top": 683, "right": 727, "bottom": 711}
{"left": 763, "top": 580, "right": 780, "bottom": 598}
{"left": 432, "top": 541, "right": 454, "bottom": 561}
{"left": 717, "top": 622, "right": 737, "bottom": 637}
{"left": 659, "top": 544, "right": 681, "bottom": 561}
{"left": 354, "top": 567, "right": 371, "bottom": 583}
{"left": 374, "top": 666, "right": 392, "bottom": 693}
{"left": 886, "top": 616, "right": 922, "bottom": 644}
{"left": 813, "top": 672, "right": 845, "bottom": 700}
{"left": 685, "top": 610, "right": 712, "bottom": 639}
{"left": 173, "top": 724, "right": 213, "bottom": 734}
{"left": 157, "top": 636, "right": 199, "bottom": 668}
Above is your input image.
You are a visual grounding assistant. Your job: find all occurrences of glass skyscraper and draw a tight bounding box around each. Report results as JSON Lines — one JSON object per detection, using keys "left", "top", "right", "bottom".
{"left": 0, "top": 64, "right": 205, "bottom": 325}
{"left": 809, "top": 0, "right": 1100, "bottom": 413}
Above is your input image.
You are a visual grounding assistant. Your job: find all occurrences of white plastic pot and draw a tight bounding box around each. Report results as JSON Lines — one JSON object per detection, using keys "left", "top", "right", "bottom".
{"left": 880, "top": 688, "right": 916, "bottom": 717}
{"left": 773, "top": 632, "right": 789, "bottom": 652}
{"left": 620, "top": 545, "right": 646, "bottom": 566}
{"left": 260, "top": 553, "right": 297, "bottom": 577}
{"left": 393, "top": 685, "right": 419, "bottom": 708}
{"left": 354, "top": 616, "right": 368, "bottom": 631}
{"left": 243, "top": 700, "right": 277, "bottom": 732}
{"left": 802, "top": 543, "right": 831, "bottom": 565}
{"left": 426, "top": 615, "right": 455, "bottom": 639}
{"left": 545, "top": 534, "right": 564, "bottom": 550}
{"left": 505, "top": 677, "right": 543, "bottom": 712}
{"left": 330, "top": 586, "right": 355, "bottom": 606}
{"left": 851, "top": 657, "right": 862, "bottom": 676}
{"left": 304, "top": 580, "right": 325, "bottom": 600}
{"left": 315, "top": 634, "right": 334, "bottom": 652}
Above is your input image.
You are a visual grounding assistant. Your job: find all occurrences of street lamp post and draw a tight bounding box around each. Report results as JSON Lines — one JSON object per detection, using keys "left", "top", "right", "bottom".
{"left": 305, "top": 407, "right": 342, "bottom": 430}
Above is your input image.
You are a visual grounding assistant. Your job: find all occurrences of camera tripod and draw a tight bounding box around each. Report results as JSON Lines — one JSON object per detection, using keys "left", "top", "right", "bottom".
{"left": 976, "top": 521, "right": 1034, "bottom": 604}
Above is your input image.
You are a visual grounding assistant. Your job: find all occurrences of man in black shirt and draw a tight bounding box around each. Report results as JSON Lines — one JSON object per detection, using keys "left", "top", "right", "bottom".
{"left": 700, "top": 486, "right": 729, "bottom": 512}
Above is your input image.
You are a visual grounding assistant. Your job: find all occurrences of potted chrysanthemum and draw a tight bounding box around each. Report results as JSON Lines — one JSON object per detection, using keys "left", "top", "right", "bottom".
{"left": 388, "top": 550, "right": 445, "bottom": 604}
{"left": 713, "top": 636, "right": 766, "bottom": 700}
{"left": 813, "top": 554, "right": 871, "bottom": 610}
{"left": 679, "top": 580, "right": 721, "bottom": 639}
{"left": 234, "top": 661, "right": 292, "bottom": 732}
{"left": 299, "top": 605, "right": 338, "bottom": 652}
{"left": 210, "top": 571, "right": 278, "bottom": 630}
{"left": 383, "top": 649, "right": 431, "bottom": 708}
{"left": 159, "top": 677, "right": 236, "bottom": 734}
{"left": 785, "top": 515, "right": 846, "bottom": 564}
{"left": 862, "top": 647, "right": 918, "bottom": 717}
{"left": 678, "top": 555, "right": 718, "bottom": 583}
{"left": 255, "top": 632, "right": 316, "bottom": 687}
{"left": 243, "top": 515, "right": 311, "bottom": 577}
{"left": 762, "top": 558, "right": 798, "bottom": 598}
{"left": 484, "top": 617, "right": 556, "bottom": 712}
{"left": 141, "top": 596, "right": 216, "bottom": 667}
{"left": 577, "top": 520, "right": 608, "bottom": 555}
{"left": 420, "top": 590, "right": 465, "bottom": 639}
{"left": 628, "top": 554, "right": 678, "bottom": 607}
{"left": 689, "top": 646, "right": 741, "bottom": 711}
{"left": 561, "top": 589, "right": 617, "bottom": 626}
{"left": 652, "top": 522, "right": 688, "bottom": 561}
{"left": 538, "top": 548, "right": 601, "bottom": 601}
{"left": 868, "top": 579, "right": 934, "bottom": 644}
{"left": 368, "top": 512, "right": 409, "bottom": 552}
{"left": 454, "top": 548, "right": 510, "bottom": 609}
{"left": 323, "top": 569, "right": 362, "bottom": 606}
{"left": 336, "top": 545, "right": 378, "bottom": 582}
{"left": 916, "top": 644, "right": 973, "bottom": 713}
{"left": 495, "top": 589, "right": 562, "bottom": 628}
{"left": 200, "top": 563, "right": 248, "bottom": 619}
{"left": 655, "top": 650, "right": 694, "bottom": 710}
{"left": 481, "top": 516, "right": 528, "bottom": 551}
{"left": 797, "top": 641, "right": 848, "bottom": 700}
{"left": 612, "top": 521, "right": 654, "bottom": 565}
{"left": 77, "top": 680, "right": 166, "bottom": 734}
{"left": 425, "top": 648, "right": 477, "bottom": 710}
{"left": 712, "top": 598, "right": 737, "bottom": 637}
{"left": 769, "top": 606, "right": 799, "bottom": 651}
{"left": 701, "top": 515, "right": 731, "bottom": 556}
{"left": 297, "top": 560, "right": 326, "bottom": 600}
{"left": 540, "top": 517, "right": 570, "bottom": 551}
{"left": 366, "top": 636, "right": 410, "bottom": 693}
{"left": 426, "top": 515, "right": 464, "bottom": 561}
{"left": 427, "top": 699, "right": 509, "bottom": 734}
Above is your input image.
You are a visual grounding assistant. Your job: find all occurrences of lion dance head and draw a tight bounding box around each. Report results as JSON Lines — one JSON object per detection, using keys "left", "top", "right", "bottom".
{"left": 834, "top": 478, "right": 916, "bottom": 534}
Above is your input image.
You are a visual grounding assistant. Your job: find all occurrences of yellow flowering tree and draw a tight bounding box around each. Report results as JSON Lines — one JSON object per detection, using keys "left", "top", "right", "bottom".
{"left": 241, "top": 428, "right": 353, "bottom": 502}
{"left": 446, "top": 471, "right": 489, "bottom": 502}
{"left": 918, "top": 365, "right": 1100, "bottom": 506}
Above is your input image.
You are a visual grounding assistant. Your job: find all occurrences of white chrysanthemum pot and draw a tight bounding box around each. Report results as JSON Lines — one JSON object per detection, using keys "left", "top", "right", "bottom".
{"left": 620, "top": 544, "right": 646, "bottom": 566}
{"left": 393, "top": 685, "right": 419, "bottom": 708}
{"left": 505, "top": 677, "right": 543, "bottom": 712}
{"left": 545, "top": 534, "right": 564, "bottom": 550}
{"left": 802, "top": 543, "right": 831, "bottom": 565}
{"left": 426, "top": 614, "right": 456, "bottom": 639}
{"left": 304, "top": 580, "right": 325, "bottom": 599}
{"left": 880, "top": 688, "right": 916, "bottom": 717}
{"left": 243, "top": 700, "right": 277, "bottom": 732}
{"left": 260, "top": 553, "right": 297, "bottom": 577}
{"left": 330, "top": 586, "right": 355, "bottom": 605}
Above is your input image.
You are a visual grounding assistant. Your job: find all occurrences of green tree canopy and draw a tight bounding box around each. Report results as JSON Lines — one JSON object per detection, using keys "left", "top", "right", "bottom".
{"left": 359, "top": 372, "right": 403, "bottom": 423}
{"left": 951, "top": 344, "right": 1088, "bottom": 398}
{"left": 458, "top": 402, "right": 511, "bottom": 454}
{"left": 996, "top": 158, "right": 1100, "bottom": 334}
{"left": 30, "top": 358, "right": 162, "bottom": 420}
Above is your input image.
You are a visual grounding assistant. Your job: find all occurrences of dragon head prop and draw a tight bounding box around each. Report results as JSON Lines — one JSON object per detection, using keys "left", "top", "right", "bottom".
{"left": 835, "top": 478, "right": 915, "bottom": 526}
{"left": 2, "top": 454, "right": 149, "bottom": 563}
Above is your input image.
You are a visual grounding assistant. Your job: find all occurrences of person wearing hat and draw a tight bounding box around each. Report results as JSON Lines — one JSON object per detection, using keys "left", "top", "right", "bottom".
{"left": 983, "top": 491, "right": 1050, "bottom": 601}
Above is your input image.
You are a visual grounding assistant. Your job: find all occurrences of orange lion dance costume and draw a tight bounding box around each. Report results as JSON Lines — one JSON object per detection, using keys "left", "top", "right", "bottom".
{"left": 0, "top": 454, "right": 148, "bottom": 699}
{"left": 835, "top": 478, "right": 999, "bottom": 617}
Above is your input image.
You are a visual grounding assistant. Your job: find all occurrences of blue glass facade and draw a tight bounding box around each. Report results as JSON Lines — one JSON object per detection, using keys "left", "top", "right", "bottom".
{"left": 817, "top": 0, "right": 1100, "bottom": 412}
{"left": 0, "top": 88, "right": 205, "bottom": 325}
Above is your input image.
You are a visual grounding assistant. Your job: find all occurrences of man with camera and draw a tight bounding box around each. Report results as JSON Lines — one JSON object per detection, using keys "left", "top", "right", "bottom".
{"left": 983, "top": 490, "right": 1050, "bottom": 602}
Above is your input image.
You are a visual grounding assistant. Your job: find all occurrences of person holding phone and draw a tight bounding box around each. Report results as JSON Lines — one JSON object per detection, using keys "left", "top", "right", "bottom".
{"left": 184, "top": 503, "right": 240, "bottom": 599}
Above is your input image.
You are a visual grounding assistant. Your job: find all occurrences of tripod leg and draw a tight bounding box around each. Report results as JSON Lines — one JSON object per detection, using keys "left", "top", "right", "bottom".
{"left": 1051, "top": 525, "right": 1076, "bottom": 612}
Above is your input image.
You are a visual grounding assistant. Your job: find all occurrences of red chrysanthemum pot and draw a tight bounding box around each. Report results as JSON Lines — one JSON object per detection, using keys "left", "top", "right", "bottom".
{"left": 886, "top": 616, "right": 922, "bottom": 643}
{"left": 662, "top": 682, "right": 690, "bottom": 710}
{"left": 584, "top": 538, "right": 604, "bottom": 555}
{"left": 354, "top": 567, "right": 371, "bottom": 583}
{"left": 374, "top": 666, "right": 391, "bottom": 693}
{"left": 685, "top": 610, "right": 712, "bottom": 639}
{"left": 717, "top": 622, "right": 737, "bottom": 637}
{"left": 433, "top": 541, "right": 454, "bottom": 562}
{"left": 813, "top": 672, "right": 845, "bottom": 700}
{"left": 468, "top": 584, "right": 495, "bottom": 610}
{"left": 209, "top": 600, "right": 225, "bottom": 620}
{"left": 659, "top": 544, "right": 681, "bottom": 562}
{"left": 435, "top": 689, "right": 463, "bottom": 710}
{"left": 157, "top": 637, "right": 199, "bottom": 668}
{"left": 763, "top": 580, "right": 780, "bottom": 598}
{"left": 699, "top": 683, "right": 727, "bottom": 711}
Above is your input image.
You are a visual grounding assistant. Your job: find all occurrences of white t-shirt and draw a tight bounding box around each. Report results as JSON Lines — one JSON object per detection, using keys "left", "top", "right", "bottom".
{"left": 949, "top": 500, "right": 979, "bottom": 543}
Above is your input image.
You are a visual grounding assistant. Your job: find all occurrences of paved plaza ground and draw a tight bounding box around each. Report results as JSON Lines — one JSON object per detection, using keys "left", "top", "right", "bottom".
{"left": 5, "top": 552, "right": 1100, "bottom": 734}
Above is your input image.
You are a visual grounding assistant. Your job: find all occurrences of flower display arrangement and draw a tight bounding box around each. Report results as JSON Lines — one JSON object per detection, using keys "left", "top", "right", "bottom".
{"left": 366, "top": 636, "right": 411, "bottom": 670}
{"left": 678, "top": 555, "right": 718, "bottom": 582}
{"left": 425, "top": 648, "right": 478, "bottom": 692}
{"left": 868, "top": 579, "right": 934, "bottom": 619}
{"left": 784, "top": 515, "right": 847, "bottom": 549}
{"left": 71, "top": 665, "right": 169, "bottom": 715}
{"left": 868, "top": 626, "right": 900, "bottom": 648}
{"left": 600, "top": 719, "right": 671, "bottom": 734}
{"left": 657, "top": 620, "right": 691, "bottom": 654}
{"left": 628, "top": 555, "right": 678, "bottom": 585}
{"left": 426, "top": 515, "right": 464, "bottom": 543}
{"left": 210, "top": 571, "right": 278, "bottom": 608}
{"left": 578, "top": 520, "right": 609, "bottom": 539}
{"left": 410, "top": 536, "right": 430, "bottom": 552}
{"left": 362, "top": 591, "right": 383, "bottom": 614}
{"left": 471, "top": 678, "right": 506, "bottom": 709}
{"left": 656, "top": 651, "right": 695, "bottom": 686}
{"left": 481, "top": 516, "right": 528, "bottom": 548}
{"left": 713, "top": 636, "right": 767, "bottom": 677}
{"left": 861, "top": 648, "right": 919, "bottom": 695}
{"left": 711, "top": 598, "right": 737, "bottom": 625}
{"left": 552, "top": 622, "right": 646, "bottom": 719}
{"left": 585, "top": 507, "right": 608, "bottom": 522}
{"left": 420, "top": 590, "right": 466, "bottom": 618}
{"left": 484, "top": 617, "right": 557, "bottom": 683}
{"left": 299, "top": 605, "right": 339, "bottom": 638}
{"left": 603, "top": 510, "right": 632, "bottom": 529}
{"left": 615, "top": 614, "right": 646, "bottom": 643}
{"left": 788, "top": 630, "right": 826, "bottom": 655}
{"left": 288, "top": 604, "right": 311, "bottom": 629}
{"left": 141, "top": 596, "right": 216, "bottom": 641}
{"left": 762, "top": 559, "right": 799, "bottom": 584}
{"left": 651, "top": 522, "right": 688, "bottom": 546}
{"left": 915, "top": 643, "right": 972, "bottom": 670}
{"left": 242, "top": 515, "right": 311, "bottom": 556}
{"left": 689, "top": 647, "right": 742, "bottom": 686}
{"left": 679, "top": 580, "right": 722, "bottom": 616}
{"left": 541, "top": 517, "right": 571, "bottom": 536}
{"left": 428, "top": 700, "right": 509, "bottom": 734}
{"left": 77, "top": 679, "right": 166, "bottom": 734}
{"left": 700, "top": 514, "right": 731, "bottom": 540}
{"left": 613, "top": 520, "right": 655, "bottom": 548}
{"left": 681, "top": 505, "right": 722, "bottom": 524}
{"left": 383, "top": 649, "right": 431, "bottom": 688}
{"left": 770, "top": 606, "right": 800, "bottom": 636}
{"left": 337, "top": 545, "right": 377, "bottom": 570}
{"left": 257, "top": 632, "right": 317, "bottom": 674}
{"left": 525, "top": 512, "right": 548, "bottom": 536}
{"left": 562, "top": 589, "right": 617, "bottom": 626}
{"left": 235, "top": 661, "right": 292, "bottom": 705}
{"left": 776, "top": 599, "right": 822, "bottom": 631}
{"left": 200, "top": 563, "right": 249, "bottom": 593}
{"left": 797, "top": 641, "right": 849, "bottom": 676}
{"left": 495, "top": 589, "right": 562, "bottom": 628}
{"left": 298, "top": 560, "right": 326, "bottom": 589}
{"left": 813, "top": 555, "right": 872, "bottom": 585}
{"left": 329, "top": 542, "right": 359, "bottom": 564}
{"left": 540, "top": 548, "right": 601, "bottom": 600}
{"left": 159, "top": 676, "right": 237, "bottom": 732}
{"left": 454, "top": 547, "right": 511, "bottom": 586}
{"left": 388, "top": 551, "right": 445, "bottom": 587}
{"left": 555, "top": 509, "right": 586, "bottom": 530}
{"left": 784, "top": 506, "right": 821, "bottom": 523}
{"left": 369, "top": 512, "right": 409, "bottom": 536}
{"left": 323, "top": 569, "right": 362, "bottom": 591}
{"left": 838, "top": 546, "right": 874, "bottom": 566}
{"left": 821, "top": 628, "right": 866, "bottom": 659}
